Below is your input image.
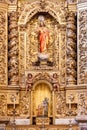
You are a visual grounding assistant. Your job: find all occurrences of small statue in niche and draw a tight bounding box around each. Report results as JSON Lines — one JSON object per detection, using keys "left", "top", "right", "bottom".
{"left": 52, "top": 73, "right": 60, "bottom": 91}
{"left": 37, "top": 97, "right": 49, "bottom": 117}
{"left": 32, "top": 15, "right": 53, "bottom": 66}
{"left": 38, "top": 15, "right": 49, "bottom": 54}
{"left": 26, "top": 73, "right": 33, "bottom": 92}
{"left": 42, "top": 97, "right": 49, "bottom": 116}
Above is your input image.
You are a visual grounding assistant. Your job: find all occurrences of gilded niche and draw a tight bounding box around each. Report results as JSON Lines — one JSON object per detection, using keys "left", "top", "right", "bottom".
{"left": 26, "top": 13, "right": 59, "bottom": 69}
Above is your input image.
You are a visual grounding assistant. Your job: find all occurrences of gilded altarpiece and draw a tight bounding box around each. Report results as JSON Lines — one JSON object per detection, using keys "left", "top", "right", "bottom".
{"left": 0, "top": 1, "right": 80, "bottom": 129}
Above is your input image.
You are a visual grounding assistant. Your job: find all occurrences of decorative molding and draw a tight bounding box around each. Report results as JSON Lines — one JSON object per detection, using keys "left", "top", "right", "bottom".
{"left": 77, "top": 92, "right": 87, "bottom": 115}
{"left": 0, "top": 93, "right": 7, "bottom": 116}
{"left": 8, "top": 5, "right": 17, "bottom": 12}
{"left": 6, "top": 0, "right": 17, "bottom": 4}
{"left": 19, "top": 32, "right": 26, "bottom": 86}
{"left": 77, "top": 2, "right": 87, "bottom": 10}
{"left": 25, "top": 71, "right": 59, "bottom": 92}
{"left": 78, "top": 0, "right": 87, "bottom": 3}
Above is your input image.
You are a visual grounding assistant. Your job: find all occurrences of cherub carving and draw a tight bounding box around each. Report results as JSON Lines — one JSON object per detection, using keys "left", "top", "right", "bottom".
{"left": 26, "top": 73, "right": 33, "bottom": 92}
{"left": 52, "top": 73, "right": 60, "bottom": 91}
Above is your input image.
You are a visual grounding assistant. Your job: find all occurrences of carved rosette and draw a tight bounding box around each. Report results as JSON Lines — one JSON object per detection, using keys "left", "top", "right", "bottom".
{"left": 8, "top": 11, "right": 19, "bottom": 85}
{"left": 0, "top": 10, "right": 7, "bottom": 86}
{"left": 66, "top": 12, "right": 77, "bottom": 85}
{"left": 78, "top": 10, "right": 87, "bottom": 84}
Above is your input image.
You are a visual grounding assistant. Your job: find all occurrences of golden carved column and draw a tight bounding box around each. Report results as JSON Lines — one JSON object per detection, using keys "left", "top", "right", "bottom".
{"left": 66, "top": 12, "right": 77, "bottom": 85}
{"left": 8, "top": 8, "right": 19, "bottom": 85}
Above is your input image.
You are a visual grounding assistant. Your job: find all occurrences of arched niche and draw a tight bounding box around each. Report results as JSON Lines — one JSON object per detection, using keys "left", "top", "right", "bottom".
{"left": 31, "top": 80, "right": 53, "bottom": 117}
{"left": 25, "top": 12, "right": 59, "bottom": 67}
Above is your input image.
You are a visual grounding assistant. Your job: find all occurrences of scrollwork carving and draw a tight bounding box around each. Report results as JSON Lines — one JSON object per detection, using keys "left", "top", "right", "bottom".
{"left": 40, "top": 0, "right": 46, "bottom": 9}
{"left": 33, "top": 72, "right": 51, "bottom": 84}
{"left": 78, "top": 10, "right": 87, "bottom": 84}
{"left": 78, "top": 92, "right": 87, "bottom": 115}
{"left": 0, "top": 94, "right": 7, "bottom": 116}
{"left": 20, "top": 92, "right": 30, "bottom": 116}
{"left": 18, "top": 0, "right": 67, "bottom": 24}
{"left": 55, "top": 92, "right": 66, "bottom": 117}
{"left": 60, "top": 29, "right": 66, "bottom": 84}
{"left": 19, "top": 32, "right": 26, "bottom": 85}
{"left": 0, "top": 10, "right": 7, "bottom": 86}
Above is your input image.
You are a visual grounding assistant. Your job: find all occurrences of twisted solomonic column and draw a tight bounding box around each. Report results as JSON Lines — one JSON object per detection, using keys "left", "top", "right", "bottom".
{"left": 8, "top": 11, "right": 19, "bottom": 85}
{"left": 66, "top": 12, "right": 77, "bottom": 85}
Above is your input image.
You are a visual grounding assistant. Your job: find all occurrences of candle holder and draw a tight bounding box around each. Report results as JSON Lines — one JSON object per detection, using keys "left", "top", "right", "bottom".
{"left": 68, "top": 94, "right": 74, "bottom": 114}
{"left": 10, "top": 95, "right": 16, "bottom": 130}
{"left": 69, "top": 119, "right": 72, "bottom": 130}
{"left": 12, "top": 108, "right": 16, "bottom": 130}
{"left": 68, "top": 94, "right": 74, "bottom": 130}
